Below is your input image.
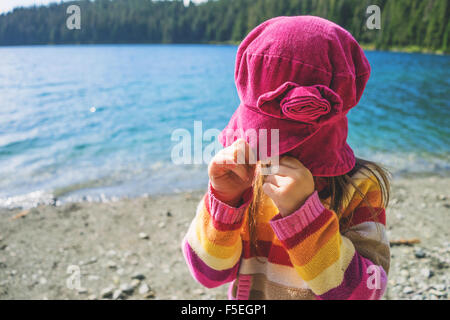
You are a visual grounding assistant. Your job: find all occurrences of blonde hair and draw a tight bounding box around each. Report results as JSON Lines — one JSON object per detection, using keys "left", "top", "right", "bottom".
{"left": 247, "top": 157, "right": 390, "bottom": 257}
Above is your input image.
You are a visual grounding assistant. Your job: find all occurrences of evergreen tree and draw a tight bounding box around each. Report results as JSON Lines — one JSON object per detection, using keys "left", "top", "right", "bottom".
{"left": 0, "top": 0, "right": 447, "bottom": 53}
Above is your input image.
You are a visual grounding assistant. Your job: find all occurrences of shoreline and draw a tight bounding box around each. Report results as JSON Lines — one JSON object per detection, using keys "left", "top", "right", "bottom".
{"left": 2, "top": 170, "right": 450, "bottom": 211}
{"left": 0, "top": 174, "right": 449, "bottom": 300}
{"left": 359, "top": 43, "right": 448, "bottom": 56}
{"left": 0, "top": 42, "right": 447, "bottom": 56}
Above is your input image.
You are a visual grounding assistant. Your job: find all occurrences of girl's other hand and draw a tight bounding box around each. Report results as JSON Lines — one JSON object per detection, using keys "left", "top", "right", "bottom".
{"left": 262, "top": 156, "right": 315, "bottom": 217}
{"left": 208, "top": 139, "right": 256, "bottom": 207}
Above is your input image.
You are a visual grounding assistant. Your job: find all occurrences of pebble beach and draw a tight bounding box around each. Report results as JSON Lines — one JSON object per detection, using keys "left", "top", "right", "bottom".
{"left": 0, "top": 174, "right": 449, "bottom": 300}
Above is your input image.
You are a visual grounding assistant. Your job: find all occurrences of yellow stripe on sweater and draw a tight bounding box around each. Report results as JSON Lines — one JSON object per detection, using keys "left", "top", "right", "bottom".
{"left": 195, "top": 213, "right": 242, "bottom": 259}
{"left": 303, "top": 237, "right": 356, "bottom": 295}
{"left": 200, "top": 205, "right": 243, "bottom": 247}
{"left": 186, "top": 218, "right": 242, "bottom": 271}
{"left": 292, "top": 231, "right": 351, "bottom": 281}
{"left": 341, "top": 175, "right": 381, "bottom": 217}
{"left": 289, "top": 213, "right": 338, "bottom": 265}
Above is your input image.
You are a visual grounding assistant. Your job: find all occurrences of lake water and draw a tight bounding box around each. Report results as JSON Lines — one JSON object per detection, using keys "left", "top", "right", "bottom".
{"left": 0, "top": 45, "right": 449, "bottom": 208}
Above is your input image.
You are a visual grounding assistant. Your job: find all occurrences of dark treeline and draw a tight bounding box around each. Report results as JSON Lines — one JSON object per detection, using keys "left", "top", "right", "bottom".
{"left": 0, "top": 0, "right": 448, "bottom": 52}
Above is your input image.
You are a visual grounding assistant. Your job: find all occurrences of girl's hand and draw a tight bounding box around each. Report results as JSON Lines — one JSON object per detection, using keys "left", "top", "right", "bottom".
{"left": 262, "top": 156, "right": 315, "bottom": 217}
{"left": 208, "top": 139, "right": 256, "bottom": 207}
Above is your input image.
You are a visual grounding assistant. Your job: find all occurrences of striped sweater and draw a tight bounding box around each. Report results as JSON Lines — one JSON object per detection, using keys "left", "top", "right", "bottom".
{"left": 182, "top": 167, "right": 390, "bottom": 300}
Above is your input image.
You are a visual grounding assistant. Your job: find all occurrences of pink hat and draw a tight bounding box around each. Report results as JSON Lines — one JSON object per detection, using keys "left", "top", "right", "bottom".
{"left": 218, "top": 16, "right": 371, "bottom": 177}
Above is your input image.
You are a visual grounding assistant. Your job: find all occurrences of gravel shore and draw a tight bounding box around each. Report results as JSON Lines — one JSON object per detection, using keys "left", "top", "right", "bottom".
{"left": 0, "top": 175, "right": 449, "bottom": 300}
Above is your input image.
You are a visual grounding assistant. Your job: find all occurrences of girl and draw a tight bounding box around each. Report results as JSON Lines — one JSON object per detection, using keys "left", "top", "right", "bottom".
{"left": 182, "top": 16, "right": 390, "bottom": 300}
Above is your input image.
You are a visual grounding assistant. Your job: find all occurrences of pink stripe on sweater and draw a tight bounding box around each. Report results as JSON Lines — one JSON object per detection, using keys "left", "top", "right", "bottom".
{"left": 208, "top": 183, "right": 253, "bottom": 225}
{"left": 236, "top": 275, "right": 252, "bottom": 300}
{"left": 348, "top": 264, "right": 387, "bottom": 300}
{"left": 181, "top": 238, "right": 239, "bottom": 288}
{"left": 317, "top": 253, "right": 387, "bottom": 300}
{"left": 270, "top": 191, "right": 325, "bottom": 240}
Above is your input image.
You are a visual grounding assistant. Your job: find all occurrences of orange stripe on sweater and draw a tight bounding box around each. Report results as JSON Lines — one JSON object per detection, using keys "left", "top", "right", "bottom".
{"left": 288, "top": 213, "right": 339, "bottom": 266}
{"left": 200, "top": 205, "right": 243, "bottom": 247}
{"left": 342, "top": 189, "right": 382, "bottom": 219}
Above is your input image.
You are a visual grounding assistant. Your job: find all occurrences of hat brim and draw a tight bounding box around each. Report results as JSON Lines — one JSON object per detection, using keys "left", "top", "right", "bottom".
{"left": 218, "top": 103, "right": 318, "bottom": 160}
{"left": 218, "top": 103, "right": 355, "bottom": 177}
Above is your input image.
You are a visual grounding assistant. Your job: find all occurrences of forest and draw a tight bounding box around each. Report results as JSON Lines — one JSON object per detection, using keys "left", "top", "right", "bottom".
{"left": 0, "top": 0, "right": 448, "bottom": 53}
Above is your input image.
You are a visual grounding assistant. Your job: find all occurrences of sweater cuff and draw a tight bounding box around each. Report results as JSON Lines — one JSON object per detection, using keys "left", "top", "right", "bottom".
{"left": 208, "top": 183, "right": 253, "bottom": 225}
{"left": 269, "top": 191, "right": 325, "bottom": 240}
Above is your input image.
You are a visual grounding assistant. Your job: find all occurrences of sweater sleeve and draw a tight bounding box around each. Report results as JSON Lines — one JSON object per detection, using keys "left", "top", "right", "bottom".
{"left": 181, "top": 183, "right": 253, "bottom": 288}
{"left": 269, "top": 174, "right": 390, "bottom": 300}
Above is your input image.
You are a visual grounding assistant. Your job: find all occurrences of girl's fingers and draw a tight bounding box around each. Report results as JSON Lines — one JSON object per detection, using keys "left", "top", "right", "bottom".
{"left": 262, "top": 182, "right": 279, "bottom": 199}
{"left": 272, "top": 164, "right": 297, "bottom": 177}
{"left": 232, "top": 139, "right": 256, "bottom": 166}
{"left": 211, "top": 161, "right": 248, "bottom": 180}
{"left": 215, "top": 153, "right": 236, "bottom": 165}
{"left": 229, "top": 163, "right": 251, "bottom": 182}
{"left": 264, "top": 174, "right": 282, "bottom": 187}
{"left": 210, "top": 139, "right": 258, "bottom": 182}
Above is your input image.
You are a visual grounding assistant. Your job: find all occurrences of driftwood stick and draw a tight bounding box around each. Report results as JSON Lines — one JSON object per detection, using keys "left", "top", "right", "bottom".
{"left": 390, "top": 238, "right": 421, "bottom": 246}
{"left": 10, "top": 210, "right": 30, "bottom": 220}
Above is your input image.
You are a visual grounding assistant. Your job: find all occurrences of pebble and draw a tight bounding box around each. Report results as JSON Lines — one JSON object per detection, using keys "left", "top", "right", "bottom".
{"left": 138, "top": 283, "right": 150, "bottom": 295}
{"left": 88, "top": 294, "right": 97, "bottom": 300}
{"left": 420, "top": 268, "right": 434, "bottom": 278}
{"left": 100, "top": 286, "right": 114, "bottom": 298}
{"left": 87, "top": 275, "right": 100, "bottom": 281}
{"left": 193, "top": 289, "right": 205, "bottom": 295}
{"left": 400, "top": 269, "right": 409, "bottom": 278}
{"left": 116, "top": 268, "right": 124, "bottom": 275}
{"left": 130, "top": 279, "right": 141, "bottom": 289}
{"left": 408, "top": 276, "right": 418, "bottom": 285}
{"left": 112, "top": 289, "right": 124, "bottom": 300}
{"left": 403, "top": 287, "right": 414, "bottom": 294}
{"left": 139, "top": 232, "right": 149, "bottom": 240}
{"left": 166, "top": 211, "right": 172, "bottom": 217}
{"left": 414, "top": 248, "right": 426, "bottom": 259}
{"left": 106, "top": 250, "right": 117, "bottom": 257}
{"left": 397, "top": 276, "right": 407, "bottom": 284}
{"left": 428, "top": 289, "right": 446, "bottom": 297}
{"left": 131, "top": 273, "right": 146, "bottom": 281}
{"left": 434, "top": 284, "right": 446, "bottom": 291}
{"left": 77, "top": 288, "right": 88, "bottom": 294}
{"left": 120, "top": 283, "right": 135, "bottom": 295}
{"left": 106, "top": 261, "right": 117, "bottom": 269}
{"left": 158, "top": 222, "right": 166, "bottom": 228}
